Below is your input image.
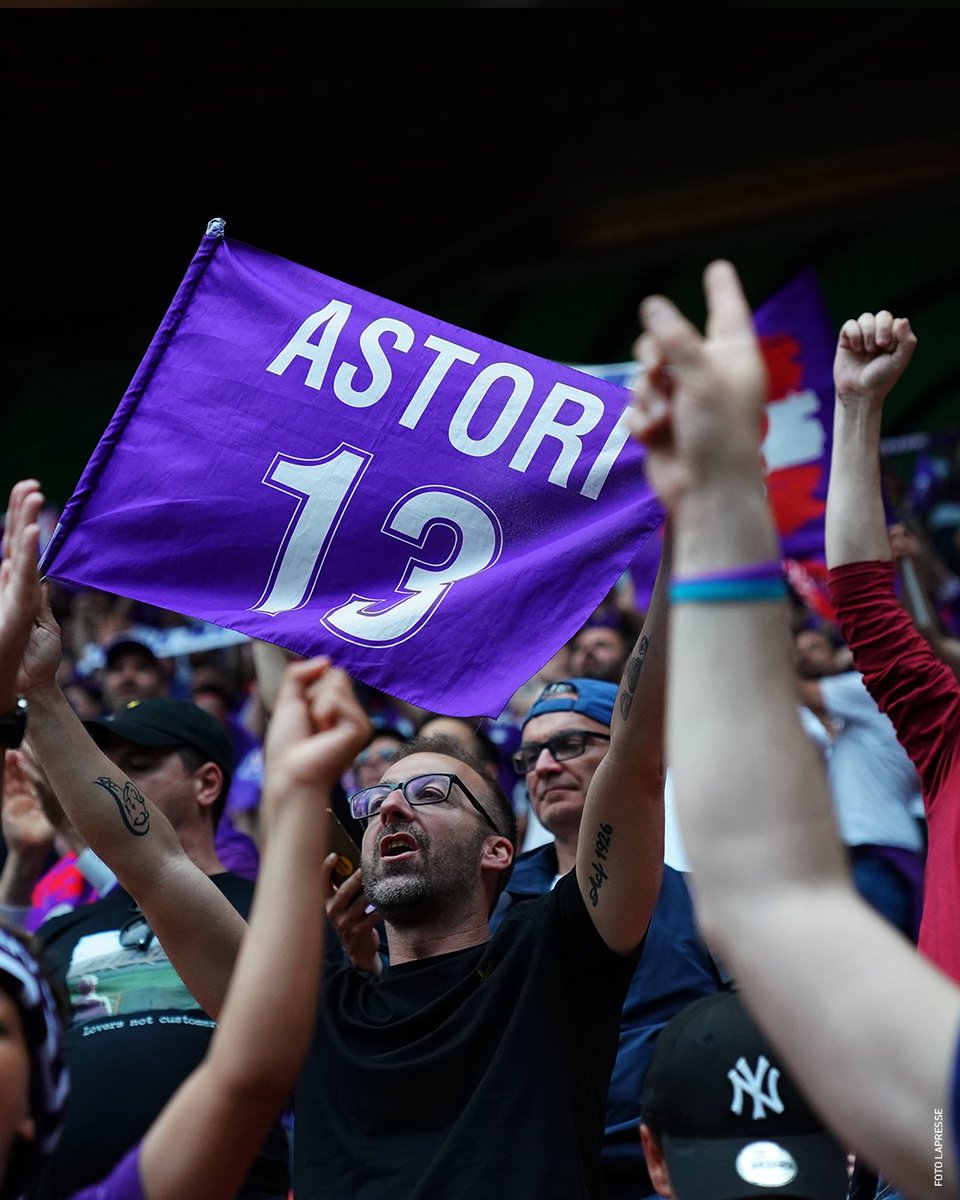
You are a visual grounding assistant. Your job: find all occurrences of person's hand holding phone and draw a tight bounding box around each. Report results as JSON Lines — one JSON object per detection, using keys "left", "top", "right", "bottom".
{"left": 324, "top": 810, "right": 383, "bottom": 976}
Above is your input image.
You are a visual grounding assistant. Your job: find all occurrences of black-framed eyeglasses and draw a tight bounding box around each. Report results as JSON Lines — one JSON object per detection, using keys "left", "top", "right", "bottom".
{"left": 512, "top": 730, "right": 611, "bottom": 775}
{"left": 348, "top": 772, "right": 501, "bottom": 836}
{"left": 119, "top": 907, "right": 155, "bottom": 951}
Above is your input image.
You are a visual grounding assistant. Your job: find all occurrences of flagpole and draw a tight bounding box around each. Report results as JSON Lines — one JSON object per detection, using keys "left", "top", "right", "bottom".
{"left": 40, "top": 220, "right": 228, "bottom": 577}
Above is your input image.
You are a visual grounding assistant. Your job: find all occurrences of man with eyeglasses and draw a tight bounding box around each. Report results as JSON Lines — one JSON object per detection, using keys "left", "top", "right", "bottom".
{"left": 284, "top": 562, "right": 677, "bottom": 1200}
{"left": 490, "top": 556, "right": 725, "bottom": 1200}
{"left": 11, "top": 510, "right": 667, "bottom": 1200}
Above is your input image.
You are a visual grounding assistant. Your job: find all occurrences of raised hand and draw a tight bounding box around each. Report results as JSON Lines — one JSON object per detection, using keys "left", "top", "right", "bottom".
{"left": 262, "top": 658, "right": 373, "bottom": 808}
{"left": 888, "top": 523, "right": 923, "bottom": 560}
{"left": 2, "top": 749, "right": 55, "bottom": 857}
{"left": 15, "top": 583, "right": 64, "bottom": 700}
{"left": 834, "top": 311, "right": 917, "bottom": 406}
{"left": 626, "top": 261, "right": 768, "bottom": 512}
{"left": 324, "top": 861, "right": 383, "bottom": 975}
{"left": 0, "top": 749, "right": 57, "bottom": 910}
{"left": 0, "top": 480, "right": 45, "bottom": 709}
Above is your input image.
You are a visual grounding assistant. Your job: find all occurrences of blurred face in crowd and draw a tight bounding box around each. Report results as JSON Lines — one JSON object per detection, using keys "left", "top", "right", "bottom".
{"left": 0, "top": 989, "right": 35, "bottom": 1175}
{"left": 102, "top": 650, "right": 166, "bottom": 712}
{"left": 569, "top": 628, "right": 628, "bottom": 683}
{"left": 352, "top": 736, "right": 404, "bottom": 790}
{"left": 103, "top": 741, "right": 219, "bottom": 837}
{"left": 793, "top": 630, "right": 837, "bottom": 680}
{"left": 191, "top": 687, "right": 230, "bottom": 726}
{"left": 359, "top": 752, "right": 499, "bottom": 925}
{"left": 417, "top": 718, "right": 497, "bottom": 781}
{"left": 520, "top": 711, "right": 610, "bottom": 841}
{"left": 62, "top": 682, "right": 102, "bottom": 722}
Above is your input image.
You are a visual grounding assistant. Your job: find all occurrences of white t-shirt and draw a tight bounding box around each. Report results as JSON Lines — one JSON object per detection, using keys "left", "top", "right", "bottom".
{"left": 815, "top": 670, "right": 924, "bottom": 852}
{"left": 664, "top": 706, "right": 840, "bottom": 874}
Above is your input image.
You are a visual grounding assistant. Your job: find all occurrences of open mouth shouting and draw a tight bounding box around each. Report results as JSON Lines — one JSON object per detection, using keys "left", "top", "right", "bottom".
{"left": 377, "top": 830, "right": 421, "bottom": 863}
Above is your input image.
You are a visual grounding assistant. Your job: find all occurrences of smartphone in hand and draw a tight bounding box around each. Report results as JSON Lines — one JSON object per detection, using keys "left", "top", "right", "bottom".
{"left": 326, "top": 809, "right": 361, "bottom": 885}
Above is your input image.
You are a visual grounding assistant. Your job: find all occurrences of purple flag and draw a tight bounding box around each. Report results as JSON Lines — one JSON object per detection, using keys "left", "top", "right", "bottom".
{"left": 41, "top": 223, "right": 664, "bottom": 718}
{"left": 754, "top": 267, "right": 836, "bottom": 567}
{"left": 578, "top": 269, "right": 837, "bottom": 614}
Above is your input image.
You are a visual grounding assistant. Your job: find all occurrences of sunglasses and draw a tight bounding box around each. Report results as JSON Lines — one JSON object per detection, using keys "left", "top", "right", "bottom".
{"left": 354, "top": 745, "right": 401, "bottom": 769}
{"left": 348, "top": 772, "right": 500, "bottom": 835}
{"left": 512, "top": 729, "right": 611, "bottom": 775}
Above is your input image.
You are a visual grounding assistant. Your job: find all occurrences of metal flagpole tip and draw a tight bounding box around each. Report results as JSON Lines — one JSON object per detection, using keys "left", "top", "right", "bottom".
{"left": 206, "top": 217, "right": 226, "bottom": 237}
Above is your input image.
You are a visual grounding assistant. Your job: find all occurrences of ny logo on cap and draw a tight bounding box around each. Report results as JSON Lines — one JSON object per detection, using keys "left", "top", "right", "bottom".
{"left": 728, "top": 1055, "right": 784, "bottom": 1120}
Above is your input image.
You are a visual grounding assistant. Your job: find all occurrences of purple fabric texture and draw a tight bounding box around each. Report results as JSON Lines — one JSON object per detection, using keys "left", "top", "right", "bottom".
{"left": 26, "top": 853, "right": 99, "bottom": 933}
{"left": 753, "top": 265, "right": 837, "bottom": 563}
{"left": 625, "top": 268, "right": 836, "bottom": 610}
{"left": 214, "top": 814, "right": 260, "bottom": 883}
{"left": 67, "top": 1144, "right": 145, "bottom": 1200}
{"left": 41, "top": 230, "right": 664, "bottom": 717}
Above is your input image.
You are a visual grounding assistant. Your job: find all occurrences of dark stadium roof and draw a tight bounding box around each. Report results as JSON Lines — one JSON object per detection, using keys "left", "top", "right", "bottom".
{"left": 6, "top": 9, "right": 960, "bottom": 504}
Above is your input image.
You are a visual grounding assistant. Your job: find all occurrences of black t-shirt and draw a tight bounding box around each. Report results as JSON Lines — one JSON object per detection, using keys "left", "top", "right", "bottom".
{"left": 295, "top": 872, "right": 640, "bottom": 1200}
{"left": 36, "top": 873, "right": 290, "bottom": 1200}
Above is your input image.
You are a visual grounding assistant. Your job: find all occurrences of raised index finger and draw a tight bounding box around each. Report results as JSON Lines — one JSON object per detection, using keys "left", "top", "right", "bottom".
{"left": 703, "top": 260, "right": 755, "bottom": 343}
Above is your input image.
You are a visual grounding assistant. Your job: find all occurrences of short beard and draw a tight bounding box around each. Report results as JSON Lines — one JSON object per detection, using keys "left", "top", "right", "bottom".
{"left": 365, "top": 875, "right": 436, "bottom": 927}
{"left": 363, "top": 822, "right": 485, "bottom": 928}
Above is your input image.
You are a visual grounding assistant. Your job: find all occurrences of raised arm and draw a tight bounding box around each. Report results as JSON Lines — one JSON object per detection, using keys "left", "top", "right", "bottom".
{"left": 2, "top": 480, "right": 242, "bottom": 1016}
{"left": 22, "top": 620, "right": 245, "bottom": 1018}
{"left": 574, "top": 519, "right": 668, "bottom": 955}
{"left": 136, "top": 658, "right": 370, "bottom": 1200}
{"left": 0, "top": 479, "right": 44, "bottom": 713}
{"left": 0, "top": 750, "right": 55, "bottom": 921}
{"left": 250, "top": 638, "right": 302, "bottom": 717}
{"left": 826, "top": 311, "right": 917, "bottom": 568}
{"left": 890, "top": 522, "right": 960, "bottom": 680}
{"left": 628, "top": 263, "right": 959, "bottom": 1200}
{"left": 826, "top": 320, "right": 960, "bottom": 797}
{"left": 0, "top": 481, "right": 48, "bottom": 922}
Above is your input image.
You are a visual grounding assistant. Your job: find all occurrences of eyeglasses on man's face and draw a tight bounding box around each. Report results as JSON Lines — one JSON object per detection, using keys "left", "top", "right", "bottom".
{"left": 348, "top": 772, "right": 500, "bottom": 835}
{"left": 512, "top": 729, "right": 611, "bottom": 775}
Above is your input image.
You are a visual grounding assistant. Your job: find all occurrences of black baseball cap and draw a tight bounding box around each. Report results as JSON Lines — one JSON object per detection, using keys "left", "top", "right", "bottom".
{"left": 103, "top": 633, "right": 161, "bottom": 670}
{"left": 85, "top": 697, "right": 233, "bottom": 779}
{"left": 641, "top": 991, "right": 849, "bottom": 1200}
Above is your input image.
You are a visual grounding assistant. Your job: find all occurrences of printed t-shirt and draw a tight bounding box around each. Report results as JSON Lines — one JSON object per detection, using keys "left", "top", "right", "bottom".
{"left": 36, "top": 874, "right": 289, "bottom": 1199}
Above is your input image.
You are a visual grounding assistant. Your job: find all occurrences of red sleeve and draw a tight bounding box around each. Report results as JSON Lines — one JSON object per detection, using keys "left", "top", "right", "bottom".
{"left": 828, "top": 560, "right": 960, "bottom": 817}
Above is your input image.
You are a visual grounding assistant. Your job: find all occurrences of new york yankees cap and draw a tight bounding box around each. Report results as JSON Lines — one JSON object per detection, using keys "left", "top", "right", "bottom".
{"left": 641, "top": 990, "right": 849, "bottom": 1200}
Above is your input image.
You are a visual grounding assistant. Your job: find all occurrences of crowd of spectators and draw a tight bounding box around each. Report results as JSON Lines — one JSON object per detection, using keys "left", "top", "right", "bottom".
{"left": 2, "top": 274, "right": 960, "bottom": 1200}
{"left": 6, "top": 560, "right": 658, "bottom": 896}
